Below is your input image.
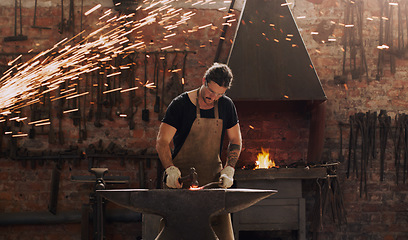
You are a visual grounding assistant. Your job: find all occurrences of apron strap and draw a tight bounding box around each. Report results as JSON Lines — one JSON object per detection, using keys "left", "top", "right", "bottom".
{"left": 196, "top": 88, "right": 201, "bottom": 118}
{"left": 196, "top": 87, "right": 219, "bottom": 119}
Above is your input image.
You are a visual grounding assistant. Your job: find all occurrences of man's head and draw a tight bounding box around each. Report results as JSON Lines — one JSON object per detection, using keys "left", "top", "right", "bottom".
{"left": 200, "top": 63, "right": 233, "bottom": 105}
{"left": 203, "top": 63, "right": 233, "bottom": 89}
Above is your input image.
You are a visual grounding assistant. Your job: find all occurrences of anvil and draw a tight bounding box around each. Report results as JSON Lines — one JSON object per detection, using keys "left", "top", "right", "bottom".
{"left": 97, "top": 188, "right": 277, "bottom": 240}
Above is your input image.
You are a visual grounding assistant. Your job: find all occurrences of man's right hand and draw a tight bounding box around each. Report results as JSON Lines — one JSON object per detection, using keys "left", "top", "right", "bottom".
{"left": 165, "top": 166, "right": 183, "bottom": 188}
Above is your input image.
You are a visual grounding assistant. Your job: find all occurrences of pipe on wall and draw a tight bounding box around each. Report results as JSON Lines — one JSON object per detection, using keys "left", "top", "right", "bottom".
{"left": 307, "top": 100, "right": 327, "bottom": 163}
{"left": 0, "top": 209, "right": 141, "bottom": 225}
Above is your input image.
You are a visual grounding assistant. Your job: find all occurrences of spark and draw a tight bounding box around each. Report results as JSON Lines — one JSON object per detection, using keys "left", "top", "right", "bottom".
{"left": 164, "top": 33, "right": 176, "bottom": 38}
{"left": 35, "top": 122, "right": 51, "bottom": 127}
{"left": 28, "top": 119, "right": 50, "bottom": 125}
{"left": 63, "top": 109, "right": 79, "bottom": 114}
{"left": 66, "top": 92, "right": 90, "bottom": 100}
{"left": 223, "top": 14, "right": 235, "bottom": 19}
{"left": 198, "top": 23, "right": 212, "bottom": 29}
{"left": 377, "top": 45, "right": 389, "bottom": 49}
{"left": 103, "top": 88, "right": 123, "bottom": 94}
{"left": 161, "top": 45, "right": 173, "bottom": 50}
{"left": 12, "top": 133, "right": 28, "bottom": 138}
{"left": 281, "top": 3, "right": 292, "bottom": 6}
{"left": 120, "top": 86, "right": 139, "bottom": 93}
{"left": 85, "top": 4, "right": 102, "bottom": 16}
{"left": 106, "top": 72, "right": 122, "bottom": 78}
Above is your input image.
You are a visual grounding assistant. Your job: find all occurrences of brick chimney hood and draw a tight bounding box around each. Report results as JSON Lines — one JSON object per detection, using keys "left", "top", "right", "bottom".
{"left": 227, "top": 0, "right": 327, "bottom": 101}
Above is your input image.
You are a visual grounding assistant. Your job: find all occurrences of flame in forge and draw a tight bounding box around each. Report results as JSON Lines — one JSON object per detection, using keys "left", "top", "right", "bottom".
{"left": 254, "top": 148, "right": 279, "bottom": 169}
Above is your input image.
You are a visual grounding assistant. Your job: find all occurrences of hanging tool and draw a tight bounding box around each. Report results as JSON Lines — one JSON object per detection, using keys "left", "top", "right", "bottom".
{"left": 126, "top": 53, "right": 138, "bottom": 129}
{"left": 213, "top": 0, "right": 236, "bottom": 62}
{"left": 338, "top": 122, "right": 345, "bottom": 163}
{"left": 393, "top": 113, "right": 404, "bottom": 185}
{"left": 103, "top": 63, "right": 114, "bottom": 122}
{"left": 342, "top": 1, "right": 351, "bottom": 80}
{"left": 87, "top": 71, "right": 96, "bottom": 122}
{"left": 5, "top": 0, "right": 28, "bottom": 42}
{"left": 48, "top": 161, "right": 62, "bottom": 215}
{"left": 154, "top": 53, "right": 160, "bottom": 113}
{"left": 76, "top": 78, "right": 83, "bottom": 143}
{"left": 388, "top": 1, "right": 396, "bottom": 74}
{"left": 94, "top": 64, "right": 104, "bottom": 128}
{"left": 355, "top": 112, "right": 368, "bottom": 197}
{"left": 378, "top": 110, "right": 390, "bottom": 181}
{"left": 47, "top": 91, "right": 56, "bottom": 144}
{"left": 66, "top": 0, "right": 75, "bottom": 34}
{"left": 31, "top": 0, "right": 51, "bottom": 29}
{"left": 80, "top": 0, "right": 84, "bottom": 32}
{"left": 356, "top": 1, "right": 368, "bottom": 81}
{"left": 164, "top": 52, "right": 181, "bottom": 107}
{"left": 403, "top": 115, "right": 408, "bottom": 184}
{"left": 181, "top": 51, "right": 188, "bottom": 93}
{"left": 58, "top": 0, "right": 64, "bottom": 34}
{"left": 398, "top": 2, "right": 404, "bottom": 52}
{"left": 81, "top": 73, "right": 88, "bottom": 141}
{"left": 341, "top": 0, "right": 368, "bottom": 81}
{"left": 142, "top": 53, "right": 149, "bottom": 121}
{"left": 57, "top": 85, "right": 65, "bottom": 145}
{"left": 158, "top": 52, "right": 167, "bottom": 120}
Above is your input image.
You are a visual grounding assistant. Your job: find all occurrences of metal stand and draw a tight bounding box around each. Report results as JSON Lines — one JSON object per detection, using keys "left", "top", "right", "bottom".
{"left": 72, "top": 168, "right": 129, "bottom": 240}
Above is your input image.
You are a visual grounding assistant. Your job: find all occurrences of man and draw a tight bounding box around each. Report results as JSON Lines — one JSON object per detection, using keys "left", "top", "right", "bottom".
{"left": 156, "top": 62, "right": 242, "bottom": 240}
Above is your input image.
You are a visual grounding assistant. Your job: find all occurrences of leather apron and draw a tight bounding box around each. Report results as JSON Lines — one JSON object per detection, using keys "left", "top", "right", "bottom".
{"left": 161, "top": 88, "right": 234, "bottom": 240}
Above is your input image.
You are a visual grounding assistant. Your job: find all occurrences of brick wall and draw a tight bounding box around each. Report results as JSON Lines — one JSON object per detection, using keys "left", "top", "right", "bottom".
{"left": 0, "top": 0, "right": 408, "bottom": 239}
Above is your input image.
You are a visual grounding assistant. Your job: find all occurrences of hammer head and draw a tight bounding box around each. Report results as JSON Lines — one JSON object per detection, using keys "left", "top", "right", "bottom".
{"left": 190, "top": 170, "right": 199, "bottom": 187}
{"left": 179, "top": 167, "right": 199, "bottom": 188}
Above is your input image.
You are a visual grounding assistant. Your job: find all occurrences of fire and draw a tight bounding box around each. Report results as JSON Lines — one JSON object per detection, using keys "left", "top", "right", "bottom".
{"left": 189, "top": 185, "right": 203, "bottom": 191}
{"left": 254, "top": 148, "right": 279, "bottom": 169}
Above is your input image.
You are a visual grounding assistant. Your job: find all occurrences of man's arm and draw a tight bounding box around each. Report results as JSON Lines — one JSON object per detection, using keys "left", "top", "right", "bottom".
{"left": 156, "top": 122, "right": 183, "bottom": 188}
{"left": 225, "top": 123, "right": 242, "bottom": 168}
{"left": 156, "top": 122, "right": 177, "bottom": 169}
{"left": 219, "top": 123, "right": 242, "bottom": 188}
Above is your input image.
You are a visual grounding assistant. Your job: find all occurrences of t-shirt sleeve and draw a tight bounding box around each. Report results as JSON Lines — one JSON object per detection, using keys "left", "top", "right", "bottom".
{"left": 162, "top": 96, "right": 184, "bottom": 130}
{"left": 224, "top": 97, "right": 239, "bottom": 129}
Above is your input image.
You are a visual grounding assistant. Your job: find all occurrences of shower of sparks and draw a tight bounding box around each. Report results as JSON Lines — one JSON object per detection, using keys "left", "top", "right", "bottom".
{"left": 0, "top": 0, "right": 233, "bottom": 121}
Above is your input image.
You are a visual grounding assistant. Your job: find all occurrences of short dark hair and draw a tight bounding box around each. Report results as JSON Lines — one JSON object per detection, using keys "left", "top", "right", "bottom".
{"left": 204, "top": 63, "right": 233, "bottom": 88}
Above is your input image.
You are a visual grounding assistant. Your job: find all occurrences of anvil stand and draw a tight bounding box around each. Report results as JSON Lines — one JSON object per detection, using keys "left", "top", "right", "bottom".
{"left": 71, "top": 168, "right": 129, "bottom": 240}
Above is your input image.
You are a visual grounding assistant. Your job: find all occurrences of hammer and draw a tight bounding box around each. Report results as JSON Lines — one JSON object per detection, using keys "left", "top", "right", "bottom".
{"left": 178, "top": 167, "right": 199, "bottom": 187}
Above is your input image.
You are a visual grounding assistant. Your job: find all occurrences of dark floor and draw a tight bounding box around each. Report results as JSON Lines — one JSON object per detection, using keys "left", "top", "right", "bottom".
{"left": 239, "top": 230, "right": 298, "bottom": 240}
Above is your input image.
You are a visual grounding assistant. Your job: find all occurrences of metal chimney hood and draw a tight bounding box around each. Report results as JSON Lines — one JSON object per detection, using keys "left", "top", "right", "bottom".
{"left": 227, "top": 0, "right": 327, "bottom": 101}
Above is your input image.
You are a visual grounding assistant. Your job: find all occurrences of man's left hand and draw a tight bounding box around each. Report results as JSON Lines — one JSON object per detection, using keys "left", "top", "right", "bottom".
{"left": 219, "top": 166, "right": 235, "bottom": 188}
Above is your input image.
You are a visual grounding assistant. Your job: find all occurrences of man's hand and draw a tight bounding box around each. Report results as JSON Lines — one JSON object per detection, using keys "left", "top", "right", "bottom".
{"left": 219, "top": 166, "right": 235, "bottom": 188}
{"left": 165, "top": 166, "right": 183, "bottom": 188}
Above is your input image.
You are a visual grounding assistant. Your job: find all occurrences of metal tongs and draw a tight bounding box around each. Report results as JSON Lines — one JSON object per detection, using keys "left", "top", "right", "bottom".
{"left": 200, "top": 180, "right": 223, "bottom": 189}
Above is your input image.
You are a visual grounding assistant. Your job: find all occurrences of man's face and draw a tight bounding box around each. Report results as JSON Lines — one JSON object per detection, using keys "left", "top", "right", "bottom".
{"left": 201, "top": 80, "right": 228, "bottom": 105}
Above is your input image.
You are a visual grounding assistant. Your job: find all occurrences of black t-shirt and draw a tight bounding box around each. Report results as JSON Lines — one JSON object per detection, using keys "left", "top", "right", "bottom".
{"left": 162, "top": 91, "right": 239, "bottom": 159}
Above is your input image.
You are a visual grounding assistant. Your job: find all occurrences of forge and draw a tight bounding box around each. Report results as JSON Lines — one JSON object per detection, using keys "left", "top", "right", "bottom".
{"left": 97, "top": 188, "right": 277, "bottom": 240}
